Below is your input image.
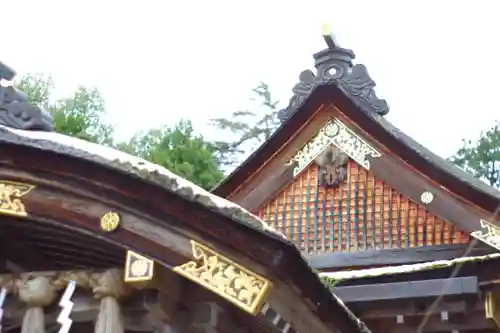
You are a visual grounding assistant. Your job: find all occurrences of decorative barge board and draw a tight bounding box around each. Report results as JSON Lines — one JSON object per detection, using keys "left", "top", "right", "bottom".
{"left": 319, "top": 253, "right": 500, "bottom": 333}
{"left": 0, "top": 61, "right": 370, "bottom": 333}
{"left": 212, "top": 27, "right": 500, "bottom": 269}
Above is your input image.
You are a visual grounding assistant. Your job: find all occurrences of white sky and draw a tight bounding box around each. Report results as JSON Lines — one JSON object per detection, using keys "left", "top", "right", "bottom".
{"left": 3, "top": 1, "right": 499, "bottom": 159}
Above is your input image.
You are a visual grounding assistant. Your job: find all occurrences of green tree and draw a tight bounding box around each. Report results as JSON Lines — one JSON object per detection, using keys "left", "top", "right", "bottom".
{"left": 451, "top": 121, "right": 500, "bottom": 188}
{"left": 118, "top": 119, "right": 223, "bottom": 190}
{"left": 15, "top": 73, "right": 113, "bottom": 144}
{"left": 16, "top": 73, "right": 224, "bottom": 189}
{"left": 210, "top": 82, "right": 281, "bottom": 169}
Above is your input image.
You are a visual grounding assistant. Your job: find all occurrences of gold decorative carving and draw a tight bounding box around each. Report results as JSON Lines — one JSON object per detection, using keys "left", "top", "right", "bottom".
{"left": 173, "top": 240, "right": 271, "bottom": 315}
{"left": 124, "top": 251, "right": 155, "bottom": 283}
{"left": 287, "top": 118, "right": 380, "bottom": 176}
{"left": 0, "top": 180, "right": 35, "bottom": 217}
{"left": 485, "top": 290, "right": 500, "bottom": 327}
{"left": 471, "top": 219, "right": 500, "bottom": 251}
{"left": 100, "top": 212, "right": 120, "bottom": 232}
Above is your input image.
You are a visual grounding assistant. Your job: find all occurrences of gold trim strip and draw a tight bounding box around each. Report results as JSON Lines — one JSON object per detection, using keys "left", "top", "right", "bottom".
{"left": 0, "top": 180, "right": 35, "bottom": 217}
{"left": 287, "top": 118, "right": 381, "bottom": 176}
{"left": 173, "top": 240, "right": 272, "bottom": 315}
{"left": 485, "top": 290, "right": 500, "bottom": 327}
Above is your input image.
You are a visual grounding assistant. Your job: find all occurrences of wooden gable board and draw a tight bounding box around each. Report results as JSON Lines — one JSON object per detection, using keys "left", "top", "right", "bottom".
{"left": 257, "top": 160, "right": 470, "bottom": 255}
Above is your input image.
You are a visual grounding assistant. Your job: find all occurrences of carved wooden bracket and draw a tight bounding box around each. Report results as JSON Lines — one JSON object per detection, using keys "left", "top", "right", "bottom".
{"left": 471, "top": 219, "right": 500, "bottom": 251}
{"left": 173, "top": 240, "right": 271, "bottom": 316}
{"left": 314, "top": 145, "right": 348, "bottom": 188}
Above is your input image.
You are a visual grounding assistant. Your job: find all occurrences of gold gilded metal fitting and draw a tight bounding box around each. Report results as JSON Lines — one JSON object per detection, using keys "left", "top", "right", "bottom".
{"left": 100, "top": 212, "right": 120, "bottom": 232}
{"left": 124, "top": 250, "right": 155, "bottom": 283}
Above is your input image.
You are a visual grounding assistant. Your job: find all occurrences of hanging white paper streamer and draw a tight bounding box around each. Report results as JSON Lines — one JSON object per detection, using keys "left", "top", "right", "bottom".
{"left": 57, "top": 280, "right": 76, "bottom": 333}
{"left": 0, "top": 287, "right": 7, "bottom": 333}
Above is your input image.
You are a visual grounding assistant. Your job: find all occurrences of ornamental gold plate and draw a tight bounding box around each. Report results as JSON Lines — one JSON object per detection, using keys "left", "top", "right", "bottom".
{"left": 0, "top": 180, "right": 35, "bottom": 217}
{"left": 173, "top": 240, "right": 272, "bottom": 315}
{"left": 124, "top": 250, "right": 155, "bottom": 282}
{"left": 471, "top": 219, "right": 500, "bottom": 251}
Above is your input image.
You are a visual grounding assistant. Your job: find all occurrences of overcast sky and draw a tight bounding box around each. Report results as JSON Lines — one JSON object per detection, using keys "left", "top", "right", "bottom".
{"left": 3, "top": 1, "right": 498, "bottom": 159}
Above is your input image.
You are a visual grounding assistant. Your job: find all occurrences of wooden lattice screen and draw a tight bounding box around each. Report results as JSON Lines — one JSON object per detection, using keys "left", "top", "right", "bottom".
{"left": 257, "top": 160, "right": 469, "bottom": 254}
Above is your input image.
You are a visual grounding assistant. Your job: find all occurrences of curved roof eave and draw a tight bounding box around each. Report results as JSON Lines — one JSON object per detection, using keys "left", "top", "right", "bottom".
{"left": 0, "top": 124, "right": 371, "bottom": 333}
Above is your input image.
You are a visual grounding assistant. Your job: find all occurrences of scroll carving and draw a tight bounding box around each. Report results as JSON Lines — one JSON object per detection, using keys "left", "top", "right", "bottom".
{"left": 471, "top": 219, "right": 500, "bottom": 251}
{"left": 340, "top": 64, "right": 389, "bottom": 117}
{"left": 287, "top": 118, "right": 380, "bottom": 177}
{"left": 173, "top": 240, "right": 271, "bottom": 315}
{"left": 314, "top": 145, "right": 348, "bottom": 188}
{"left": 0, "top": 180, "right": 35, "bottom": 217}
{"left": 277, "top": 43, "right": 389, "bottom": 123}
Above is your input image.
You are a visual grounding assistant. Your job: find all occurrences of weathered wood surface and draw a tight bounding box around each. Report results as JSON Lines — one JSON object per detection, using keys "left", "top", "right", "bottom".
{"left": 333, "top": 276, "right": 478, "bottom": 302}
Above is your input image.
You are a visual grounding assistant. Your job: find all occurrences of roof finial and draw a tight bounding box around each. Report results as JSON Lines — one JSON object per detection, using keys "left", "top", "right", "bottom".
{"left": 0, "top": 62, "right": 16, "bottom": 82}
{"left": 277, "top": 26, "right": 389, "bottom": 122}
{"left": 0, "top": 61, "right": 54, "bottom": 131}
{"left": 321, "top": 23, "right": 340, "bottom": 49}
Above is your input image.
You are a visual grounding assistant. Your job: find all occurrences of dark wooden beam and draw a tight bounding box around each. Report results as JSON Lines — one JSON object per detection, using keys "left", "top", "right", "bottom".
{"left": 333, "top": 276, "right": 478, "bottom": 303}
{"left": 309, "top": 244, "right": 494, "bottom": 270}
{"left": 365, "top": 311, "right": 494, "bottom": 333}
{"left": 358, "top": 299, "right": 484, "bottom": 319}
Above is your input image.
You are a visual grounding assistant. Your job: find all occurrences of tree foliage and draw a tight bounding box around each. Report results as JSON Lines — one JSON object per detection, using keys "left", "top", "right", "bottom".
{"left": 450, "top": 121, "right": 500, "bottom": 188}
{"left": 210, "top": 82, "right": 281, "bottom": 169}
{"left": 15, "top": 74, "right": 113, "bottom": 144}
{"left": 15, "top": 73, "right": 223, "bottom": 189}
{"left": 118, "top": 120, "right": 223, "bottom": 189}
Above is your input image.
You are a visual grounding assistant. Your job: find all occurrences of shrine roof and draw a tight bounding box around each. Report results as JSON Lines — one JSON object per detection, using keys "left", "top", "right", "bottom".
{"left": 212, "top": 31, "right": 500, "bottom": 216}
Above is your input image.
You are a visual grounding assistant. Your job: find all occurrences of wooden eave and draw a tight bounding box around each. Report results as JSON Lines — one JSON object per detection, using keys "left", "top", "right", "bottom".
{"left": 0, "top": 129, "right": 369, "bottom": 333}
{"left": 0, "top": 215, "right": 126, "bottom": 273}
{"left": 323, "top": 252, "right": 500, "bottom": 288}
{"left": 309, "top": 243, "right": 494, "bottom": 271}
{"left": 212, "top": 83, "right": 500, "bottom": 233}
{"left": 320, "top": 254, "right": 500, "bottom": 333}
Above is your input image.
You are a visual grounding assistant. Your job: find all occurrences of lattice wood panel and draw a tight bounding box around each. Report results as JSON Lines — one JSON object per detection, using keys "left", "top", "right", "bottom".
{"left": 256, "top": 160, "right": 469, "bottom": 254}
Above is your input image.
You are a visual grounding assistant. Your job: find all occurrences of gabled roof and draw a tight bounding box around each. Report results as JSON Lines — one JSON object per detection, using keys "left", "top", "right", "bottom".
{"left": 212, "top": 33, "right": 500, "bottom": 220}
